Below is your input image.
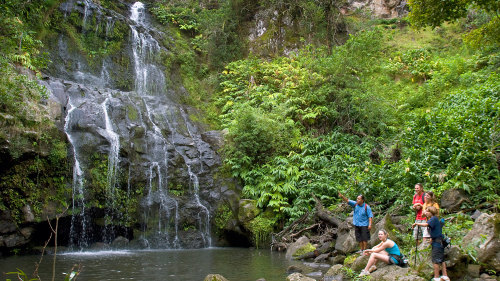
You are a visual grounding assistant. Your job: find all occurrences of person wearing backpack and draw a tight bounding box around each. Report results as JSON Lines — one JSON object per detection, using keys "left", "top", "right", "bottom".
{"left": 412, "top": 183, "right": 426, "bottom": 244}
{"left": 338, "top": 192, "right": 373, "bottom": 253}
{"left": 412, "top": 206, "right": 450, "bottom": 281}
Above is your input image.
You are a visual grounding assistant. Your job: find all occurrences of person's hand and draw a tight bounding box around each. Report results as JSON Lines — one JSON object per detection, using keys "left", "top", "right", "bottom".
{"left": 363, "top": 250, "right": 371, "bottom": 256}
{"left": 368, "top": 224, "right": 372, "bottom": 230}
{"left": 411, "top": 223, "right": 416, "bottom": 228}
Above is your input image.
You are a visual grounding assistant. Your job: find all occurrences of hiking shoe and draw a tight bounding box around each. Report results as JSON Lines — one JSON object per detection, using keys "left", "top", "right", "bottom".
{"left": 359, "top": 270, "right": 370, "bottom": 277}
{"left": 440, "top": 276, "right": 450, "bottom": 281}
{"left": 368, "top": 265, "right": 377, "bottom": 273}
{"left": 433, "top": 278, "right": 441, "bottom": 281}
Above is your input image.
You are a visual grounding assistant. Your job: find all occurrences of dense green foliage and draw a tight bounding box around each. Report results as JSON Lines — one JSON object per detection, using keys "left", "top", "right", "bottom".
{"left": 214, "top": 24, "right": 500, "bottom": 223}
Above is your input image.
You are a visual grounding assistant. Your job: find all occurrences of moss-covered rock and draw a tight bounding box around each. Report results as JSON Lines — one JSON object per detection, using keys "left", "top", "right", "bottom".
{"left": 292, "top": 242, "right": 316, "bottom": 258}
{"left": 237, "top": 199, "right": 261, "bottom": 223}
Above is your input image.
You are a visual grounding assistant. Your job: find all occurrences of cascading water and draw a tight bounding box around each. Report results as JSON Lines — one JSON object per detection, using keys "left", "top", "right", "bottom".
{"left": 99, "top": 97, "right": 120, "bottom": 242}
{"left": 64, "top": 97, "right": 89, "bottom": 248}
{"left": 43, "top": 0, "right": 218, "bottom": 249}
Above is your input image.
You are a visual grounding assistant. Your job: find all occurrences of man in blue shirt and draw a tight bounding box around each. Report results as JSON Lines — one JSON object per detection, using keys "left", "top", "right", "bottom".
{"left": 339, "top": 192, "right": 373, "bottom": 253}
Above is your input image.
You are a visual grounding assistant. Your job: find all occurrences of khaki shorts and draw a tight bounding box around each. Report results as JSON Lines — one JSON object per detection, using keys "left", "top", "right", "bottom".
{"left": 413, "top": 219, "right": 426, "bottom": 239}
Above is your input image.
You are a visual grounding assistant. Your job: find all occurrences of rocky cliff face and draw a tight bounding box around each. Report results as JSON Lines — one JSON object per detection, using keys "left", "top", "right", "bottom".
{"left": 245, "top": 0, "right": 407, "bottom": 57}
{"left": 342, "top": 0, "right": 408, "bottom": 18}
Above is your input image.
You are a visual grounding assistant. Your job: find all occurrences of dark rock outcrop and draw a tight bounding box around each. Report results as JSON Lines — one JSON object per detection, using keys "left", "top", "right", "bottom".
{"left": 440, "top": 188, "right": 468, "bottom": 212}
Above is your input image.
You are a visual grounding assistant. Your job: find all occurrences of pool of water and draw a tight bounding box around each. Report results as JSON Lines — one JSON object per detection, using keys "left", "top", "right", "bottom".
{"left": 0, "top": 248, "right": 319, "bottom": 281}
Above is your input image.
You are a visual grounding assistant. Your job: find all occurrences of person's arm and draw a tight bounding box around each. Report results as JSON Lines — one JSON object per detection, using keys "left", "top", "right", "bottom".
{"left": 338, "top": 192, "right": 349, "bottom": 203}
{"left": 368, "top": 217, "right": 373, "bottom": 230}
{"left": 413, "top": 201, "right": 423, "bottom": 210}
{"left": 412, "top": 221, "right": 428, "bottom": 228}
{"left": 365, "top": 241, "right": 390, "bottom": 254}
{"left": 364, "top": 242, "right": 383, "bottom": 255}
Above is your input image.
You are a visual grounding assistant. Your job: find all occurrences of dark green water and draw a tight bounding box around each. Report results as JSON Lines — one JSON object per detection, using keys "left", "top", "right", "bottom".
{"left": 0, "top": 248, "right": 315, "bottom": 281}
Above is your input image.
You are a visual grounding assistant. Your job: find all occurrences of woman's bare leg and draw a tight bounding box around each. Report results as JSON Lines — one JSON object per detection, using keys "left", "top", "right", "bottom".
{"left": 363, "top": 252, "right": 390, "bottom": 272}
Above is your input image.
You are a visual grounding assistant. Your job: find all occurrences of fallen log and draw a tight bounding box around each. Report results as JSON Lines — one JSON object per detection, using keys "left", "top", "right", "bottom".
{"left": 313, "top": 194, "right": 342, "bottom": 227}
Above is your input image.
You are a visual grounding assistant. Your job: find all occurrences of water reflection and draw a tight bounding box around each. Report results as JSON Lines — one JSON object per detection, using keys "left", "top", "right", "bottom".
{"left": 0, "top": 248, "right": 316, "bottom": 281}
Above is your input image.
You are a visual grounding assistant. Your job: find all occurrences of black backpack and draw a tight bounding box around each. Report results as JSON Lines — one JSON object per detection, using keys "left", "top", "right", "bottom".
{"left": 399, "top": 254, "right": 409, "bottom": 268}
{"left": 391, "top": 253, "right": 409, "bottom": 268}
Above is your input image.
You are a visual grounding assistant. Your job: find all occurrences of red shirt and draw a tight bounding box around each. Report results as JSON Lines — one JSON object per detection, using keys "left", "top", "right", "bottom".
{"left": 413, "top": 193, "right": 425, "bottom": 220}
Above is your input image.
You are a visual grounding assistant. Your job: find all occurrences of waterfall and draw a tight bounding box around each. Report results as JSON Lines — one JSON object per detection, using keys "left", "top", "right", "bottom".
{"left": 44, "top": 0, "right": 218, "bottom": 250}
{"left": 180, "top": 109, "right": 211, "bottom": 247}
{"left": 99, "top": 97, "right": 120, "bottom": 242}
{"left": 64, "top": 97, "right": 89, "bottom": 249}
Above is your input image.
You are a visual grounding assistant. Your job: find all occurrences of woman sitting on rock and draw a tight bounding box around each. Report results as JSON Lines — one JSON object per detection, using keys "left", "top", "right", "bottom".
{"left": 359, "top": 229, "right": 402, "bottom": 277}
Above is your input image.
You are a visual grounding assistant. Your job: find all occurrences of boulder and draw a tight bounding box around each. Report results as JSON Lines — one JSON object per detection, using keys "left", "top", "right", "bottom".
{"left": 369, "top": 265, "right": 425, "bottom": 281}
{"left": 462, "top": 213, "right": 500, "bottom": 271}
{"left": 440, "top": 189, "right": 468, "bottom": 212}
{"left": 204, "top": 274, "right": 229, "bottom": 281}
{"left": 286, "top": 265, "right": 303, "bottom": 274}
{"left": 286, "top": 272, "right": 315, "bottom": 281}
{"left": 349, "top": 254, "right": 369, "bottom": 271}
{"left": 467, "top": 264, "right": 481, "bottom": 278}
{"left": 349, "top": 254, "right": 389, "bottom": 272}
{"left": 329, "top": 254, "right": 346, "bottom": 265}
{"left": 201, "top": 130, "right": 225, "bottom": 151}
{"left": 129, "top": 238, "right": 149, "bottom": 249}
{"left": 237, "top": 199, "right": 261, "bottom": 224}
{"left": 445, "top": 244, "right": 469, "bottom": 281}
{"left": 3, "top": 233, "right": 30, "bottom": 247}
{"left": 111, "top": 236, "right": 129, "bottom": 248}
{"left": 324, "top": 264, "right": 345, "bottom": 280}
{"left": 0, "top": 211, "right": 17, "bottom": 234}
{"left": 334, "top": 219, "right": 358, "bottom": 254}
{"left": 314, "top": 253, "right": 330, "bottom": 262}
{"left": 286, "top": 236, "right": 312, "bottom": 260}
{"left": 445, "top": 245, "right": 468, "bottom": 268}
{"left": 478, "top": 273, "right": 497, "bottom": 281}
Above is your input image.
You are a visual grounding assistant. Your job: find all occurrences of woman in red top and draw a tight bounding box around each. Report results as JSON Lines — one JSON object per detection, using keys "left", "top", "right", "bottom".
{"left": 412, "top": 183, "right": 425, "bottom": 243}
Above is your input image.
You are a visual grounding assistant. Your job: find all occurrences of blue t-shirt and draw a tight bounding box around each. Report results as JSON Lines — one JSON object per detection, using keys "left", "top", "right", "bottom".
{"left": 427, "top": 216, "right": 443, "bottom": 239}
{"left": 348, "top": 200, "right": 373, "bottom": 226}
